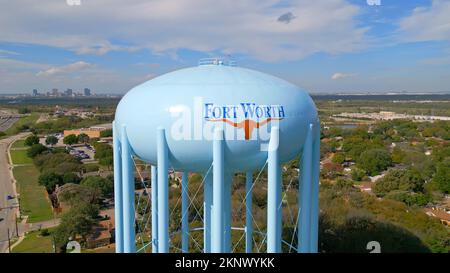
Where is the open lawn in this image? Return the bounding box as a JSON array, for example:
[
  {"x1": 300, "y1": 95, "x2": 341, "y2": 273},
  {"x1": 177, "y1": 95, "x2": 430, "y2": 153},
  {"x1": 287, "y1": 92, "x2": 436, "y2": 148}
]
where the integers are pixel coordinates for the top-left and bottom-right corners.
[
  {"x1": 11, "y1": 139, "x2": 26, "y2": 149},
  {"x1": 13, "y1": 165, "x2": 54, "y2": 223},
  {"x1": 10, "y1": 149, "x2": 33, "y2": 165},
  {"x1": 12, "y1": 229, "x2": 55, "y2": 253}
]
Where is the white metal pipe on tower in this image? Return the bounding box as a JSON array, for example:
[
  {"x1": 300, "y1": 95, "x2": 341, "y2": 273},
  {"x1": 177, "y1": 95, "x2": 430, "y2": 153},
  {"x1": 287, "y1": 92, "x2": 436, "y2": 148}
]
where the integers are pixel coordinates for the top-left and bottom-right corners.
[
  {"x1": 157, "y1": 127, "x2": 169, "y2": 253},
  {"x1": 299, "y1": 123, "x2": 314, "y2": 253},
  {"x1": 151, "y1": 165, "x2": 158, "y2": 253},
  {"x1": 211, "y1": 129, "x2": 224, "y2": 253},
  {"x1": 113, "y1": 121, "x2": 123, "y2": 253},
  {"x1": 121, "y1": 125, "x2": 135, "y2": 253},
  {"x1": 267, "y1": 127, "x2": 281, "y2": 253}
]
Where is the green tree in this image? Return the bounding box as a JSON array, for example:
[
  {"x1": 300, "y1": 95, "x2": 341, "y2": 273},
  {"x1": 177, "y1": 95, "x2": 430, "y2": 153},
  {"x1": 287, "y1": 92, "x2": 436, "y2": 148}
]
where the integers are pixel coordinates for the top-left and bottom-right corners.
[
  {"x1": 351, "y1": 168, "x2": 366, "y2": 182},
  {"x1": 33, "y1": 152, "x2": 81, "y2": 173},
  {"x1": 100, "y1": 129, "x2": 112, "y2": 138},
  {"x1": 81, "y1": 176, "x2": 114, "y2": 197},
  {"x1": 77, "y1": 133, "x2": 90, "y2": 143},
  {"x1": 94, "y1": 143, "x2": 113, "y2": 159},
  {"x1": 332, "y1": 153, "x2": 345, "y2": 164},
  {"x1": 99, "y1": 156, "x2": 113, "y2": 168},
  {"x1": 391, "y1": 147, "x2": 405, "y2": 164},
  {"x1": 62, "y1": 172, "x2": 81, "y2": 184},
  {"x1": 373, "y1": 169, "x2": 425, "y2": 198},
  {"x1": 385, "y1": 191, "x2": 430, "y2": 207},
  {"x1": 94, "y1": 142, "x2": 113, "y2": 168},
  {"x1": 24, "y1": 135, "x2": 39, "y2": 146},
  {"x1": 45, "y1": 135, "x2": 58, "y2": 146},
  {"x1": 38, "y1": 172, "x2": 63, "y2": 192},
  {"x1": 63, "y1": 134, "x2": 78, "y2": 145},
  {"x1": 433, "y1": 160, "x2": 450, "y2": 194},
  {"x1": 53, "y1": 203, "x2": 99, "y2": 252},
  {"x1": 26, "y1": 143, "x2": 47, "y2": 158},
  {"x1": 358, "y1": 149, "x2": 392, "y2": 176}
]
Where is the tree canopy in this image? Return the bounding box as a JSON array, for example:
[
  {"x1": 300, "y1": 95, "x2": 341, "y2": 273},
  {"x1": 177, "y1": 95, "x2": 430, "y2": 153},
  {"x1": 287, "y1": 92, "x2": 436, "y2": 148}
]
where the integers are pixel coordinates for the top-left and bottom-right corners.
[
  {"x1": 45, "y1": 135, "x2": 58, "y2": 146},
  {"x1": 357, "y1": 149, "x2": 392, "y2": 176},
  {"x1": 63, "y1": 134, "x2": 78, "y2": 145},
  {"x1": 24, "y1": 135, "x2": 39, "y2": 146}
]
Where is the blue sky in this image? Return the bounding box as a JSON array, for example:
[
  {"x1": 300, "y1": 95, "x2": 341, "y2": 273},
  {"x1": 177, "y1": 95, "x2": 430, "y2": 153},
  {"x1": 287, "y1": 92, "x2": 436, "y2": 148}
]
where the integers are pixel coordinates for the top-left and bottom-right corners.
[{"x1": 0, "y1": 0, "x2": 449, "y2": 94}]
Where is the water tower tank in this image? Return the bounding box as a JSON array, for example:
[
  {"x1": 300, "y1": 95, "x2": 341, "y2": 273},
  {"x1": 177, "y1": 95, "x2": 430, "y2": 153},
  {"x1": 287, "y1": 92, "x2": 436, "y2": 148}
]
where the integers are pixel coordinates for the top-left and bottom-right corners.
[
  {"x1": 114, "y1": 61, "x2": 318, "y2": 172},
  {"x1": 113, "y1": 59, "x2": 320, "y2": 254}
]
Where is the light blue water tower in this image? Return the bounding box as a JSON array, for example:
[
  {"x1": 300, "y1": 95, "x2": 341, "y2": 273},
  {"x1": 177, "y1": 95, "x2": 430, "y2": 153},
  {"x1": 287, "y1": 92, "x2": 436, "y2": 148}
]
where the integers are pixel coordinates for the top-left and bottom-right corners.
[{"x1": 113, "y1": 58, "x2": 320, "y2": 253}]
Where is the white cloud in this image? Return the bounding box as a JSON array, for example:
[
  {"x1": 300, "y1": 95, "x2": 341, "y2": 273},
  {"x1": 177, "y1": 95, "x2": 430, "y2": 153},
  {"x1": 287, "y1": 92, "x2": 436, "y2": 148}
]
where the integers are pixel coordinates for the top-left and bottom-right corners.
[
  {"x1": 0, "y1": 0, "x2": 368, "y2": 61},
  {"x1": 398, "y1": 0, "x2": 450, "y2": 42},
  {"x1": 0, "y1": 49, "x2": 20, "y2": 58},
  {"x1": 36, "y1": 61, "x2": 93, "y2": 76},
  {"x1": 331, "y1": 72, "x2": 356, "y2": 80},
  {"x1": 75, "y1": 43, "x2": 141, "y2": 56}
]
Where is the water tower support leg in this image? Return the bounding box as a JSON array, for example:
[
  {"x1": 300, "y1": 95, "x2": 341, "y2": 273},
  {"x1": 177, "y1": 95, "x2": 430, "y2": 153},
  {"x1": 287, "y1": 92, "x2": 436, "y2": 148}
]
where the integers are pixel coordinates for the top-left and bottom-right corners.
[
  {"x1": 121, "y1": 125, "x2": 136, "y2": 253},
  {"x1": 204, "y1": 172, "x2": 212, "y2": 253},
  {"x1": 224, "y1": 172, "x2": 232, "y2": 252},
  {"x1": 181, "y1": 171, "x2": 189, "y2": 253},
  {"x1": 245, "y1": 172, "x2": 253, "y2": 253},
  {"x1": 267, "y1": 127, "x2": 281, "y2": 253},
  {"x1": 113, "y1": 121, "x2": 123, "y2": 253},
  {"x1": 212, "y1": 129, "x2": 224, "y2": 253},
  {"x1": 309, "y1": 122, "x2": 320, "y2": 253},
  {"x1": 157, "y1": 128, "x2": 169, "y2": 253},
  {"x1": 298, "y1": 123, "x2": 313, "y2": 253},
  {"x1": 151, "y1": 165, "x2": 158, "y2": 253}
]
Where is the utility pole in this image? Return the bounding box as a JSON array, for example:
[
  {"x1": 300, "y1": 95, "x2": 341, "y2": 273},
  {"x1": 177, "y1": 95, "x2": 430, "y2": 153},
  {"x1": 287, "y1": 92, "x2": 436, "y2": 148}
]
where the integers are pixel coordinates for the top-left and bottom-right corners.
[
  {"x1": 17, "y1": 195, "x2": 21, "y2": 220},
  {"x1": 7, "y1": 228, "x2": 11, "y2": 253},
  {"x1": 15, "y1": 214, "x2": 19, "y2": 237}
]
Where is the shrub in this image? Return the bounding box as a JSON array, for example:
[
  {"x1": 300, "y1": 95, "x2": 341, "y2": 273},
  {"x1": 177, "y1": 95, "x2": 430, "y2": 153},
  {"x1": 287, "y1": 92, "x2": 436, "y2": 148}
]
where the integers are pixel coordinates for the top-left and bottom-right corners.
[
  {"x1": 40, "y1": 229, "x2": 50, "y2": 237},
  {"x1": 83, "y1": 164, "x2": 99, "y2": 173},
  {"x1": 351, "y1": 168, "x2": 366, "y2": 182}
]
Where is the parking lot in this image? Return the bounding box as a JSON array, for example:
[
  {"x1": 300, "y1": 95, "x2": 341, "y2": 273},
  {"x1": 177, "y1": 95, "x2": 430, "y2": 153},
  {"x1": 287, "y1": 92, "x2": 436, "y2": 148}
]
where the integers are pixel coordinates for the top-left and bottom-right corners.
[
  {"x1": 40, "y1": 133, "x2": 96, "y2": 162},
  {"x1": 67, "y1": 145, "x2": 96, "y2": 162}
]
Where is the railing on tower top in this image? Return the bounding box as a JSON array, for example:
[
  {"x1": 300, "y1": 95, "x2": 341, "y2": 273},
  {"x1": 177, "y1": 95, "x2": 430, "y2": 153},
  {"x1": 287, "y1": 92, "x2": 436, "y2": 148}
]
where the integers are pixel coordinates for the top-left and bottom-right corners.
[{"x1": 198, "y1": 58, "x2": 237, "y2": 66}]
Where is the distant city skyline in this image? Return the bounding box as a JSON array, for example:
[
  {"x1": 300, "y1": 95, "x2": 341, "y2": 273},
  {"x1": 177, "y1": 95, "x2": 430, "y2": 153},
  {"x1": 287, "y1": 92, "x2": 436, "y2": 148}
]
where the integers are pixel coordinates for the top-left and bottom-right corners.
[{"x1": 1, "y1": 0, "x2": 450, "y2": 94}]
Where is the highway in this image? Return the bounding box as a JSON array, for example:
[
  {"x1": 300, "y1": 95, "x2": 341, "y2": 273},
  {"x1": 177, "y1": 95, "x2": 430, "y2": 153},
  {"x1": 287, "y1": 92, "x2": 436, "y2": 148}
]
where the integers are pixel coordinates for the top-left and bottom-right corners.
[
  {"x1": 0, "y1": 116, "x2": 20, "y2": 132},
  {"x1": 0, "y1": 132, "x2": 29, "y2": 252}
]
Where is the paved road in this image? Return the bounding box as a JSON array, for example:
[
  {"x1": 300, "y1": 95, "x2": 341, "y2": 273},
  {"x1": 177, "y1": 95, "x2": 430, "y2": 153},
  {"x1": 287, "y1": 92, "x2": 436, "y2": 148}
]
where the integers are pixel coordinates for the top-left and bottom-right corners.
[
  {"x1": 0, "y1": 117, "x2": 19, "y2": 132},
  {"x1": 0, "y1": 132, "x2": 30, "y2": 252}
]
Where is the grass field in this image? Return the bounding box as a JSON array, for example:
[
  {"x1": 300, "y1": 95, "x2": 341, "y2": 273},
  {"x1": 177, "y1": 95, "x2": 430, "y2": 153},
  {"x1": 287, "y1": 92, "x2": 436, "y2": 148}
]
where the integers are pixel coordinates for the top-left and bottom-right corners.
[
  {"x1": 10, "y1": 149, "x2": 33, "y2": 165},
  {"x1": 11, "y1": 139, "x2": 26, "y2": 149},
  {"x1": 13, "y1": 165, "x2": 54, "y2": 223},
  {"x1": 12, "y1": 228, "x2": 55, "y2": 253}
]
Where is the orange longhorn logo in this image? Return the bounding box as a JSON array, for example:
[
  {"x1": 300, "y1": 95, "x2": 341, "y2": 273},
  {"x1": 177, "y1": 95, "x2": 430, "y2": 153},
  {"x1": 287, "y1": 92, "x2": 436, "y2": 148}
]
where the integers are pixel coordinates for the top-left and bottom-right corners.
[{"x1": 207, "y1": 118, "x2": 283, "y2": 140}]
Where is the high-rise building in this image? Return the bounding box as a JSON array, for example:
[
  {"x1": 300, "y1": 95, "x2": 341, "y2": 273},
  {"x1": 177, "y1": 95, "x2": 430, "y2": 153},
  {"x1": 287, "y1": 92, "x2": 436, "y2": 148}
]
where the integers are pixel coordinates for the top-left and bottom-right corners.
[
  {"x1": 65, "y1": 88, "x2": 73, "y2": 96},
  {"x1": 51, "y1": 88, "x2": 59, "y2": 96},
  {"x1": 32, "y1": 89, "x2": 38, "y2": 96},
  {"x1": 84, "y1": 88, "x2": 91, "y2": 96}
]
